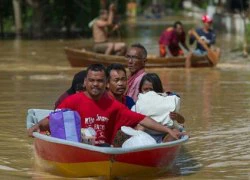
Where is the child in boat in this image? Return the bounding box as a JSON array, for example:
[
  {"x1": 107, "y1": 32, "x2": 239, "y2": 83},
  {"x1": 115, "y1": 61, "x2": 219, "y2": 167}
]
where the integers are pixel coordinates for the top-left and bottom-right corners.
[{"x1": 131, "y1": 73, "x2": 185, "y2": 143}]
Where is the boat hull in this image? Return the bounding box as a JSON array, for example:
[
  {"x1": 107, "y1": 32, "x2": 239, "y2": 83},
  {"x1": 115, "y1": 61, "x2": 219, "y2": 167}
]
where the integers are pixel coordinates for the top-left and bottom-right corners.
[
  {"x1": 64, "y1": 47, "x2": 219, "y2": 68},
  {"x1": 33, "y1": 132, "x2": 188, "y2": 178}
]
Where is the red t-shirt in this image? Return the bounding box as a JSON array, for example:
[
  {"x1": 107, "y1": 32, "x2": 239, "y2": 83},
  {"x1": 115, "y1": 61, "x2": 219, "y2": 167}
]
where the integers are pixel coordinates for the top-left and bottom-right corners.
[
  {"x1": 159, "y1": 27, "x2": 186, "y2": 56},
  {"x1": 54, "y1": 91, "x2": 69, "y2": 109},
  {"x1": 57, "y1": 92, "x2": 145, "y2": 145}
]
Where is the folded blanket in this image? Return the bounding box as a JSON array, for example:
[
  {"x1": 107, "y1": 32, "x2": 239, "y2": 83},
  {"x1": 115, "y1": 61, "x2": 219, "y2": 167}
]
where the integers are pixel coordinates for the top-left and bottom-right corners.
[{"x1": 132, "y1": 91, "x2": 180, "y2": 128}]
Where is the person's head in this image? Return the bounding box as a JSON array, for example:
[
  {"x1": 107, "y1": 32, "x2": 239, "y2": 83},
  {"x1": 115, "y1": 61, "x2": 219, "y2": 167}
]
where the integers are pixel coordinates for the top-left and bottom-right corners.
[
  {"x1": 173, "y1": 21, "x2": 184, "y2": 35},
  {"x1": 100, "y1": 9, "x2": 108, "y2": 20},
  {"x1": 67, "y1": 70, "x2": 86, "y2": 95},
  {"x1": 125, "y1": 43, "x2": 147, "y2": 75},
  {"x1": 84, "y1": 64, "x2": 107, "y2": 100},
  {"x1": 202, "y1": 15, "x2": 213, "y2": 30},
  {"x1": 139, "y1": 73, "x2": 164, "y2": 93},
  {"x1": 106, "y1": 63, "x2": 127, "y2": 97}
]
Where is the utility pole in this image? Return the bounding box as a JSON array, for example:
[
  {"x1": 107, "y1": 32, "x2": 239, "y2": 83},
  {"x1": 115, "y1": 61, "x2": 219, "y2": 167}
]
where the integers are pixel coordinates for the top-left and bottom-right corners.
[
  {"x1": 240, "y1": 0, "x2": 248, "y2": 57},
  {"x1": 12, "y1": 0, "x2": 23, "y2": 38},
  {"x1": 0, "y1": 0, "x2": 4, "y2": 39}
]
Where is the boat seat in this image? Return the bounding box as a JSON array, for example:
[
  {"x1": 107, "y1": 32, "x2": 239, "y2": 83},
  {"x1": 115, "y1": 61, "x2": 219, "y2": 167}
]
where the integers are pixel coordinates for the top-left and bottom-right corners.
[{"x1": 26, "y1": 109, "x2": 53, "y2": 129}]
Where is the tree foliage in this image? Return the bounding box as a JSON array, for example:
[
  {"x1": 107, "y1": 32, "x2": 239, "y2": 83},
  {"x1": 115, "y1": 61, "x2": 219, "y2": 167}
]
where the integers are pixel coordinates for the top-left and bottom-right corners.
[{"x1": 0, "y1": 0, "x2": 126, "y2": 39}]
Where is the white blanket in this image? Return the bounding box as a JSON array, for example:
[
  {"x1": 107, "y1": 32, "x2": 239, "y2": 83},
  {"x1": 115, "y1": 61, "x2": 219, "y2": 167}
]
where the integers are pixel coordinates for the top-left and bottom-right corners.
[{"x1": 132, "y1": 91, "x2": 180, "y2": 127}]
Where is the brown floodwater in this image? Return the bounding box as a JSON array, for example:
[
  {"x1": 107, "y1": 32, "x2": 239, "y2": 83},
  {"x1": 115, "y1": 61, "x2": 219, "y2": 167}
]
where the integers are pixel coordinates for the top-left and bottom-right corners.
[{"x1": 0, "y1": 20, "x2": 250, "y2": 179}]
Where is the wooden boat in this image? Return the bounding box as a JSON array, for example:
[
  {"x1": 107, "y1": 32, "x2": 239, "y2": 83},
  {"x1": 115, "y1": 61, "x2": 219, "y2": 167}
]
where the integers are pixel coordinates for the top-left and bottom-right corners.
[
  {"x1": 64, "y1": 46, "x2": 220, "y2": 68},
  {"x1": 33, "y1": 132, "x2": 189, "y2": 178}
]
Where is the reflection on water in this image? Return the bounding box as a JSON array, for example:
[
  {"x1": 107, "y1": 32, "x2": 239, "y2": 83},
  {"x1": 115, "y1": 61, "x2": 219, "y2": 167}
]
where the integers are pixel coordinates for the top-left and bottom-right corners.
[{"x1": 0, "y1": 18, "x2": 250, "y2": 179}]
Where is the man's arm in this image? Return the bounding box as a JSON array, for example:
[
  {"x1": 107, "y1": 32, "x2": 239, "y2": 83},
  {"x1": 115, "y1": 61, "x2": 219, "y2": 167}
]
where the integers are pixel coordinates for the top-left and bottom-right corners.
[
  {"x1": 178, "y1": 42, "x2": 189, "y2": 55},
  {"x1": 117, "y1": 104, "x2": 186, "y2": 140},
  {"x1": 107, "y1": 4, "x2": 115, "y2": 26},
  {"x1": 27, "y1": 96, "x2": 76, "y2": 138},
  {"x1": 28, "y1": 94, "x2": 78, "y2": 137},
  {"x1": 139, "y1": 117, "x2": 184, "y2": 140},
  {"x1": 27, "y1": 117, "x2": 49, "y2": 137},
  {"x1": 166, "y1": 46, "x2": 173, "y2": 57},
  {"x1": 97, "y1": 4, "x2": 115, "y2": 28}
]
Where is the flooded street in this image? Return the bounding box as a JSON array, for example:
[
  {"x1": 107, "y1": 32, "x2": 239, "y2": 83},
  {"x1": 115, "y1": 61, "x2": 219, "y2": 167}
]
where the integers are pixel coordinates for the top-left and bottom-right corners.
[{"x1": 0, "y1": 21, "x2": 250, "y2": 179}]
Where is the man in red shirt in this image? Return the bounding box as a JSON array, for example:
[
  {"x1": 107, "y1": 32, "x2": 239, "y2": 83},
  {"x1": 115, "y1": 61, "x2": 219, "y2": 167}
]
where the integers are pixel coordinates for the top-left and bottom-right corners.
[
  {"x1": 159, "y1": 21, "x2": 188, "y2": 57},
  {"x1": 27, "y1": 64, "x2": 184, "y2": 146}
]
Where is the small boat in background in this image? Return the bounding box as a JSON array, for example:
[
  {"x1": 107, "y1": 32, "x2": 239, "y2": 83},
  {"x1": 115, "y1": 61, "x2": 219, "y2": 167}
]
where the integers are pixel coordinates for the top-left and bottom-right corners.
[
  {"x1": 33, "y1": 132, "x2": 189, "y2": 178},
  {"x1": 64, "y1": 47, "x2": 220, "y2": 68}
]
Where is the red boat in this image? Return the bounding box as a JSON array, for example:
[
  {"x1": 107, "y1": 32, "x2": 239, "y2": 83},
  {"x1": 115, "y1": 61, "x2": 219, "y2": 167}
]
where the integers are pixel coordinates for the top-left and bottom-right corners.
[{"x1": 33, "y1": 132, "x2": 189, "y2": 178}]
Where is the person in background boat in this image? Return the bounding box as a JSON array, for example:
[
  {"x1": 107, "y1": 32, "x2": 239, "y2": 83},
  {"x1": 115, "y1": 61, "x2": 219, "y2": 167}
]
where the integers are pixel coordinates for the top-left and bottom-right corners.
[
  {"x1": 27, "y1": 64, "x2": 185, "y2": 146},
  {"x1": 188, "y1": 14, "x2": 216, "y2": 56},
  {"x1": 133, "y1": 73, "x2": 185, "y2": 142},
  {"x1": 125, "y1": 43, "x2": 147, "y2": 102},
  {"x1": 106, "y1": 63, "x2": 135, "y2": 109},
  {"x1": 92, "y1": 3, "x2": 127, "y2": 56},
  {"x1": 54, "y1": 70, "x2": 86, "y2": 109},
  {"x1": 185, "y1": 15, "x2": 216, "y2": 68},
  {"x1": 159, "y1": 21, "x2": 188, "y2": 57}
]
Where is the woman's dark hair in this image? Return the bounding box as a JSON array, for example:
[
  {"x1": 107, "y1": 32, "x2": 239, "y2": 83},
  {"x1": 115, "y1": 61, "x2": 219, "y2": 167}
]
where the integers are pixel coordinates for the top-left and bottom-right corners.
[
  {"x1": 173, "y1": 21, "x2": 182, "y2": 28},
  {"x1": 139, "y1": 73, "x2": 164, "y2": 93},
  {"x1": 67, "y1": 70, "x2": 86, "y2": 95}
]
